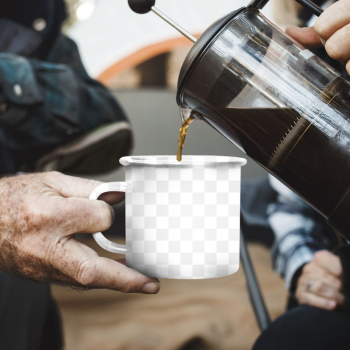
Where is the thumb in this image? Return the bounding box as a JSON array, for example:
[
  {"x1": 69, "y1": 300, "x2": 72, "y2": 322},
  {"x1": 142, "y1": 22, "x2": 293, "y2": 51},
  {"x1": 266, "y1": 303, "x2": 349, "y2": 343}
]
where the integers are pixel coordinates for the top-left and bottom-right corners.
[
  {"x1": 56, "y1": 239, "x2": 161, "y2": 294},
  {"x1": 286, "y1": 26, "x2": 323, "y2": 48},
  {"x1": 90, "y1": 257, "x2": 161, "y2": 294}
]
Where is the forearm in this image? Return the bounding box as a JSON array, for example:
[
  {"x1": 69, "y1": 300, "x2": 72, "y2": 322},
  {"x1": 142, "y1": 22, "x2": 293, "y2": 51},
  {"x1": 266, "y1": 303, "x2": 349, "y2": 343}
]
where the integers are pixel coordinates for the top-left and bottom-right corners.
[
  {"x1": 268, "y1": 176, "x2": 336, "y2": 291},
  {"x1": 275, "y1": 244, "x2": 315, "y2": 292},
  {"x1": 270, "y1": 210, "x2": 319, "y2": 291},
  {"x1": 0, "y1": 50, "x2": 128, "y2": 167},
  {"x1": 45, "y1": 34, "x2": 128, "y2": 131}
]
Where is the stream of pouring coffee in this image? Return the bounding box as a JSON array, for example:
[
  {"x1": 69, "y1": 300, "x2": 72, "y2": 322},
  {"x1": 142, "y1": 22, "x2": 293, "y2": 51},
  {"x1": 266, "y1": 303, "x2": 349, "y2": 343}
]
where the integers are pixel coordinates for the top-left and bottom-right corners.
[{"x1": 177, "y1": 116, "x2": 196, "y2": 161}]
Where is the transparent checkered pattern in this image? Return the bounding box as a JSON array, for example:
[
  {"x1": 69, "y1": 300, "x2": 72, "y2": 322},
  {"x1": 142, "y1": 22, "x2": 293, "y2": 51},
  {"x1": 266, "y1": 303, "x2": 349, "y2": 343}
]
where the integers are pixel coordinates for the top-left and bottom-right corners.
[{"x1": 121, "y1": 156, "x2": 245, "y2": 279}]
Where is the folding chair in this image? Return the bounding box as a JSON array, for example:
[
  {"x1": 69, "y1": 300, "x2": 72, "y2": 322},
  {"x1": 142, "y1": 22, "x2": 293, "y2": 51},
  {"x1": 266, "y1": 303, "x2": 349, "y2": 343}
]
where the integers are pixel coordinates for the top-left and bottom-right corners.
[{"x1": 240, "y1": 177, "x2": 277, "y2": 332}]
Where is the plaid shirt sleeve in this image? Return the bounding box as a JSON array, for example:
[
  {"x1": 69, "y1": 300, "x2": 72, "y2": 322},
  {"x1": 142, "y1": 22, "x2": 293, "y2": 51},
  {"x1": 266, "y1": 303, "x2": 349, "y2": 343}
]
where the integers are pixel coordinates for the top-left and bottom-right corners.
[{"x1": 268, "y1": 176, "x2": 338, "y2": 293}]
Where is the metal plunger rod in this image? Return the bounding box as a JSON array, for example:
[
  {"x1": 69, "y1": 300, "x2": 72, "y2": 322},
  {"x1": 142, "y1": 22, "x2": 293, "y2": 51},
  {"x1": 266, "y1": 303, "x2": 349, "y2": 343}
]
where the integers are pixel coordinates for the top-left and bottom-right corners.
[
  {"x1": 240, "y1": 219, "x2": 271, "y2": 331},
  {"x1": 129, "y1": 0, "x2": 324, "y2": 45},
  {"x1": 151, "y1": 7, "x2": 197, "y2": 43},
  {"x1": 128, "y1": 0, "x2": 197, "y2": 43}
]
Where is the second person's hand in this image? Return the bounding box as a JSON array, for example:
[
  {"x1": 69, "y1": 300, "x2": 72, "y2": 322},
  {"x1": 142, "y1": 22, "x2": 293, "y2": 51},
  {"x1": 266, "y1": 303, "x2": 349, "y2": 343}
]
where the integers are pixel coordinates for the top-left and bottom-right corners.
[{"x1": 295, "y1": 250, "x2": 345, "y2": 310}]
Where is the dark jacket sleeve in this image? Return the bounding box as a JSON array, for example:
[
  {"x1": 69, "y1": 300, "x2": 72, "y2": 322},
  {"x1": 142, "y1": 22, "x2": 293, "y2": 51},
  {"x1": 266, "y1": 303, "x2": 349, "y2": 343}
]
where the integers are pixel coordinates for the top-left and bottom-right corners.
[{"x1": 0, "y1": 35, "x2": 129, "y2": 164}]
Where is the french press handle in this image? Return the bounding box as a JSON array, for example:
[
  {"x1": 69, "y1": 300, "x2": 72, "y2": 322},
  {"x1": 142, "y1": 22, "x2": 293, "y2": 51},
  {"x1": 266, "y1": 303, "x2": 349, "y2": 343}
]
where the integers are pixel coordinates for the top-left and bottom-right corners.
[
  {"x1": 129, "y1": 0, "x2": 324, "y2": 18},
  {"x1": 248, "y1": 0, "x2": 324, "y2": 16},
  {"x1": 128, "y1": 0, "x2": 325, "y2": 44},
  {"x1": 294, "y1": 0, "x2": 323, "y2": 16}
]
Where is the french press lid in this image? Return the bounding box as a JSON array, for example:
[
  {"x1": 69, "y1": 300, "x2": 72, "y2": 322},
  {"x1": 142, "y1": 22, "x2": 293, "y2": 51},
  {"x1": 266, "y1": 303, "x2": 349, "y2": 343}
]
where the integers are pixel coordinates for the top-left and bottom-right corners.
[
  {"x1": 175, "y1": 0, "x2": 324, "y2": 107},
  {"x1": 176, "y1": 7, "x2": 246, "y2": 106},
  {"x1": 128, "y1": 0, "x2": 324, "y2": 107}
]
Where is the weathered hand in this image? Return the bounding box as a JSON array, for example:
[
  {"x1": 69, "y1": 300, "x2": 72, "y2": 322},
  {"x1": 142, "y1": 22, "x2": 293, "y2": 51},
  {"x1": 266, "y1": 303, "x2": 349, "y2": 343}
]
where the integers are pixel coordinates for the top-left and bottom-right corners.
[
  {"x1": 286, "y1": 0, "x2": 350, "y2": 74},
  {"x1": 295, "y1": 250, "x2": 344, "y2": 310},
  {"x1": 0, "y1": 172, "x2": 160, "y2": 294}
]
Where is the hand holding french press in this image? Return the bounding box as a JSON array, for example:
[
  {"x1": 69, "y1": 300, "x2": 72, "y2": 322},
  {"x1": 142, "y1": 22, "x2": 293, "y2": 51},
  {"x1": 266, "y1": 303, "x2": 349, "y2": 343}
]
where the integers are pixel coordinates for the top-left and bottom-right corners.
[{"x1": 287, "y1": 0, "x2": 350, "y2": 74}]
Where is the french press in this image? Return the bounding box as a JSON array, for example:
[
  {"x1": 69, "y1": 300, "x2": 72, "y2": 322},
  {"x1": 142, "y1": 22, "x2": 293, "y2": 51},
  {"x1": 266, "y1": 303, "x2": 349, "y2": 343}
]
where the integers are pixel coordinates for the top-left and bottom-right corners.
[{"x1": 129, "y1": 0, "x2": 350, "y2": 240}]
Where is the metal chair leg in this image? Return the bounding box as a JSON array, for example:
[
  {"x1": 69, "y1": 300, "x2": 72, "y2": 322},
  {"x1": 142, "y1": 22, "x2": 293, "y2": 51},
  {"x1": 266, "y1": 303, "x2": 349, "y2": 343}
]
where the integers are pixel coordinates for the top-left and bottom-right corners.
[{"x1": 240, "y1": 215, "x2": 271, "y2": 332}]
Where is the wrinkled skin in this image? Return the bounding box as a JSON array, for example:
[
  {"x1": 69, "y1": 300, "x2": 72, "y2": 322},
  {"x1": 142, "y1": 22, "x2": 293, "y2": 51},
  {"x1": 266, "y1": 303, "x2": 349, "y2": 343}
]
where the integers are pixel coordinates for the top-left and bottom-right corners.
[
  {"x1": 0, "y1": 172, "x2": 160, "y2": 294},
  {"x1": 287, "y1": 0, "x2": 350, "y2": 74},
  {"x1": 295, "y1": 251, "x2": 345, "y2": 310}
]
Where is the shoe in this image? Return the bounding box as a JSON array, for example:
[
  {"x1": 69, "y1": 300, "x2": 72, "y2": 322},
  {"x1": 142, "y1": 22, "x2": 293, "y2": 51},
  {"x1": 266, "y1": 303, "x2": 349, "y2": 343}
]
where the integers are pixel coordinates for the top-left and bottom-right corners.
[{"x1": 35, "y1": 121, "x2": 133, "y2": 174}]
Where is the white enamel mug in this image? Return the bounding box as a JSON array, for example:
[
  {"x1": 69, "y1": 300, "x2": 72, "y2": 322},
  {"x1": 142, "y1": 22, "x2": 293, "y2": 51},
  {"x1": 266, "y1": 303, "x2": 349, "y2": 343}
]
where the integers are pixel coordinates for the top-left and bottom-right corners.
[{"x1": 90, "y1": 156, "x2": 247, "y2": 279}]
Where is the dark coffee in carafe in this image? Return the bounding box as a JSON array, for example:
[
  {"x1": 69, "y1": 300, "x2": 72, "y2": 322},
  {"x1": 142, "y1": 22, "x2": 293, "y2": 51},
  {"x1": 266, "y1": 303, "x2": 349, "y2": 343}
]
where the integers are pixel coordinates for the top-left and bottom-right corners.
[
  {"x1": 218, "y1": 107, "x2": 350, "y2": 218},
  {"x1": 214, "y1": 77, "x2": 350, "y2": 220},
  {"x1": 177, "y1": 8, "x2": 350, "y2": 238}
]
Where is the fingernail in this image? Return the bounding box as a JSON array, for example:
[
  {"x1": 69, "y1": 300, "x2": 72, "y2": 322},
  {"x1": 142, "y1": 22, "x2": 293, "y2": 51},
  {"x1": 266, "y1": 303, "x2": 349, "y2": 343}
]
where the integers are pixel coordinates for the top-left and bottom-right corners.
[
  {"x1": 109, "y1": 205, "x2": 115, "y2": 225},
  {"x1": 142, "y1": 282, "x2": 160, "y2": 294},
  {"x1": 327, "y1": 300, "x2": 336, "y2": 309}
]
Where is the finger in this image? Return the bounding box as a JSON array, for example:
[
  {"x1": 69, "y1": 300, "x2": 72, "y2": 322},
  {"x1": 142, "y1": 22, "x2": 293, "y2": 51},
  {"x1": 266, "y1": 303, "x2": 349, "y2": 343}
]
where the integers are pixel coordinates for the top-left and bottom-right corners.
[
  {"x1": 314, "y1": 0, "x2": 350, "y2": 41},
  {"x1": 88, "y1": 257, "x2": 160, "y2": 293},
  {"x1": 44, "y1": 172, "x2": 124, "y2": 204},
  {"x1": 56, "y1": 197, "x2": 114, "y2": 234},
  {"x1": 99, "y1": 192, "x2": 125, "y2": 205},
  {"x1": 53, "y1": 239, "x2": 160, "y2": 294},
  {"x1": 313, "y1": 251, "x2": 342, "y2": 277},
  {"x1": 301, "y1": 265, "x2": 342, "y2": 290},
  {"x1": 297, "y1": 290, "x2": 337, "y2": 310},
  {"x1": 324, "y1": 23, "x2": 350, "y2": 63},
  {"x1": 346, "y1": 60, "x2": 350, "y2": 75},
  {"x1": 286, "y1": 26, "x2": 322, "y2": 48},
  {"x1": 307, "y1": 279, "x2": 345, "y2": 304}
]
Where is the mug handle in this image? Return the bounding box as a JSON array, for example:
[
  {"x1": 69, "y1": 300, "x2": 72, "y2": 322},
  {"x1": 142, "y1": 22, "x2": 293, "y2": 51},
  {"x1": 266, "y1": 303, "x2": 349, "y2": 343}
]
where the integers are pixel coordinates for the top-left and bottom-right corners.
[{"x1": 89, "y1": 182, "x2": 128, "y2": 254}]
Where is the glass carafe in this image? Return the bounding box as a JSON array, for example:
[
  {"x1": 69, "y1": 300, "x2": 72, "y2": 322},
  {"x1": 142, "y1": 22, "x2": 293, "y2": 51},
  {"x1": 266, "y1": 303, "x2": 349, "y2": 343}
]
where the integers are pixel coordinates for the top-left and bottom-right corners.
[{"x1": 177, "y1": 8, "x2": 350, "y2": 238}]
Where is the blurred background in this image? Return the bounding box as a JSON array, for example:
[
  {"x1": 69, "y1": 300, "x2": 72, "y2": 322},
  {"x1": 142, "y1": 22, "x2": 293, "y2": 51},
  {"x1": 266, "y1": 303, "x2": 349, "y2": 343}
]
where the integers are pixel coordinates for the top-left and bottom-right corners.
[
  {"x1": 52, "y1": 1, "x2": 289, "y2": 349},
  {"x1": 66, "y1": 0, "x2": 276, "y2": 182}
]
